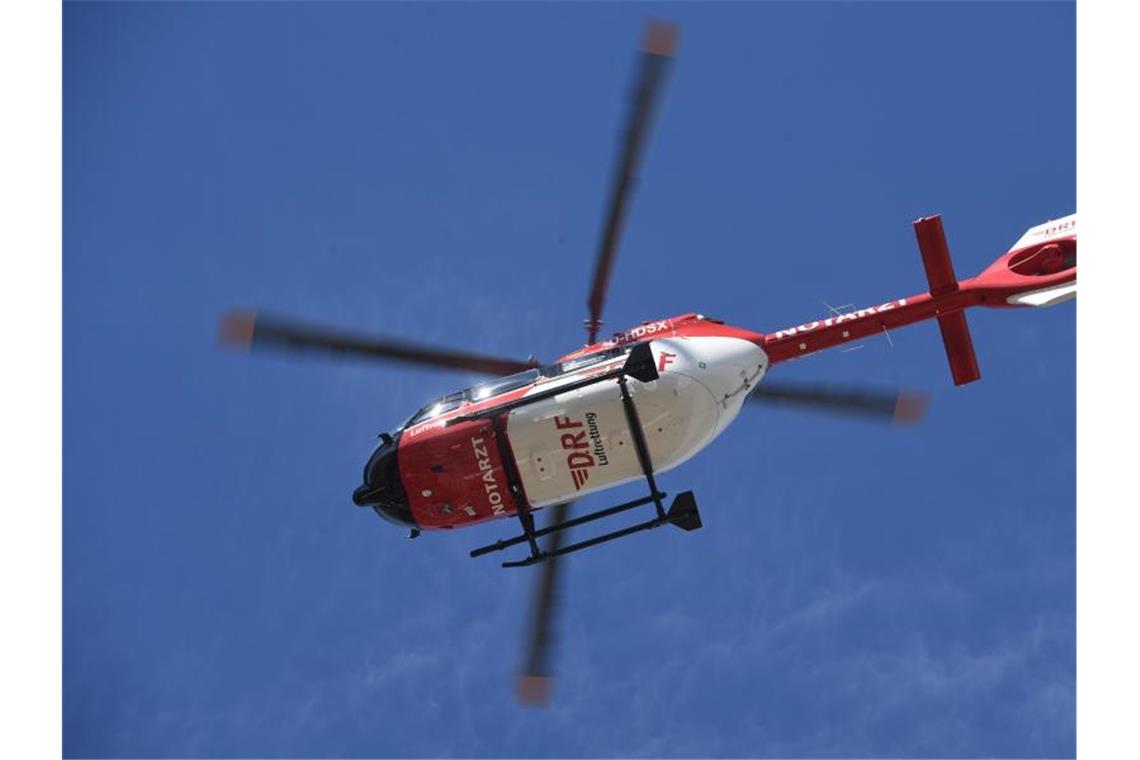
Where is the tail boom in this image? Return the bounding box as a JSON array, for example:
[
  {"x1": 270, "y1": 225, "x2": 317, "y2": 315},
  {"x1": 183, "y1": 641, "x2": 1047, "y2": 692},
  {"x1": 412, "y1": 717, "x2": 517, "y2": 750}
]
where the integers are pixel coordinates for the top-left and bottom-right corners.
[{"x1": 761, "y1": 214, "x2": 1076, "y2": 386}]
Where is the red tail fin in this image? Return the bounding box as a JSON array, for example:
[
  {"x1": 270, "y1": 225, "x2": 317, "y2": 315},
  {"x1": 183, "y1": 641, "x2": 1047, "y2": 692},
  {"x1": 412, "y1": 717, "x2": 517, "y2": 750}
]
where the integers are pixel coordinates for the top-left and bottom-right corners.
[{"x1": 914, "y1": 216, "x2": 981, "y2": 386}]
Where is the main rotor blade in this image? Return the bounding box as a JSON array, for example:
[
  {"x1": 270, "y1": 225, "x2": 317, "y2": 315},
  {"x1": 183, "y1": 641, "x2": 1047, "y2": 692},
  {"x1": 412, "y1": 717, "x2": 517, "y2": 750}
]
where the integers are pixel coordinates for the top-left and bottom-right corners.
[
  {"x1": 219, "y1": 310, "x2": 538, "y2": 376},
  {"x1": 585, "y1": 21, "x2": 678, "y2": 345},
  {"x1": 517, "y1": 500, "x2": 573, "y2": 706},
  {"x1": 749, "y1": 381, "x2": 929, "y2": 424}
]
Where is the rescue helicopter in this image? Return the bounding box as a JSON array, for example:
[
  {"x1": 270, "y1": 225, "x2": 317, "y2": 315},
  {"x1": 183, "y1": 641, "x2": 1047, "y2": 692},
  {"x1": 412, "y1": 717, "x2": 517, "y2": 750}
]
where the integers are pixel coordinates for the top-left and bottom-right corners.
[{"x1": 219, "y1": 21, "x2": 1076, "y2": 704}]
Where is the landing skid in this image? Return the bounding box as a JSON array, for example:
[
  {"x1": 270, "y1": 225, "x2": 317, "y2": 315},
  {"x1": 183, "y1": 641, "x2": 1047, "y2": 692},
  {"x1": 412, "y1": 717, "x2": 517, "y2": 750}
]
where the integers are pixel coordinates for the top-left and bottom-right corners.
[{"x1": 471, "y1": 490, "x2": 702, "y2": 568}]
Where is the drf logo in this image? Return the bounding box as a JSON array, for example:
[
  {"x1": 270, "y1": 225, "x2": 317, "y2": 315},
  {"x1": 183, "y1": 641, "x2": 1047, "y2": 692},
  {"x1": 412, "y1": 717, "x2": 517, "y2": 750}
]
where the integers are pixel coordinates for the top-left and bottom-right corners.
[
  {"x1": 554, "y1": 414, "x2": 595, "y2": 490},
  {"x1": 1034, "y1": 218, "x2": 1076, "y2": 239},
  {"x1": 657, "y1": 351, "x2": 676, "y2": 372}
]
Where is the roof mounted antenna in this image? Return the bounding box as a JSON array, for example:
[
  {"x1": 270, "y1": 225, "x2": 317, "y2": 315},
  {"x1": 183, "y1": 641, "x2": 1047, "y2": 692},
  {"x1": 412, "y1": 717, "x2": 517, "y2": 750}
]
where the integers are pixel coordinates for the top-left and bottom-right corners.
[{"x1": 820, "y1": 299, "x2": 866, "y2": 353}]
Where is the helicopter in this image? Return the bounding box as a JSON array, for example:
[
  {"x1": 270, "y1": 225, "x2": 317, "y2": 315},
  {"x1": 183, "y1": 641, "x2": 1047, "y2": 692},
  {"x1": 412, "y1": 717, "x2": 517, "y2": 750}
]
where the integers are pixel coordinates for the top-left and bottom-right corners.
[{"x1": 219, "y1": 20, "x2": 1076, "y2": 704}]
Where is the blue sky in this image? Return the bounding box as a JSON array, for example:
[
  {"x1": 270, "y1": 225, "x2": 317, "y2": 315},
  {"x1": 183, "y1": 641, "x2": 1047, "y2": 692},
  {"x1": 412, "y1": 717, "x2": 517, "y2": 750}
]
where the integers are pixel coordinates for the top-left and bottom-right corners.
[{"x1": 64, "y1": 2, "x2": 1074, "y2": 757}]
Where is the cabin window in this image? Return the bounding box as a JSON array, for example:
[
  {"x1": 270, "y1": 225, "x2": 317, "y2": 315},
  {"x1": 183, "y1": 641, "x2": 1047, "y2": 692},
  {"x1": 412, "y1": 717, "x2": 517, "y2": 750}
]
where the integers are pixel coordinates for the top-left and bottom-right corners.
[
  {"x1": 398, "y1": 345, "x2": 632, "y2": 430},
  {"x1": 547, "y1": 346, "x2": 628, "y2": 376},
  {"x1": 468, "y1": 369, "x2": 541, "y2": 402},
  {"x1": 403, "y1": 391, "x2": 466, "y2": 427}
]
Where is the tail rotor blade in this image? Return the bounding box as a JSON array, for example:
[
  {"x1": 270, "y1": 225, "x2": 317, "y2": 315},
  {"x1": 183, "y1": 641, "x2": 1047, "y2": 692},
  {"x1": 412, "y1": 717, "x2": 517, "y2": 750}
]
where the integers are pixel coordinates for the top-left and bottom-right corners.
[
  {"x1": 517, "y1": 501, "x2": 572, "y2": 706},
  {"x1": 749, "y1": 381, "x2": 929, "y2": 424},
  {"x1": 219, "y1": 309, "x2": 538, "y2": 376}
]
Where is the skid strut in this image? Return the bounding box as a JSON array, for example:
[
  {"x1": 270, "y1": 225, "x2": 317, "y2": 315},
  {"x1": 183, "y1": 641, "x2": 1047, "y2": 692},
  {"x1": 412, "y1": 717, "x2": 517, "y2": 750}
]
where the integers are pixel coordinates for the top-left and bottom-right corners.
[{"x1": 468, "y1": 344, "x2": 702, "y2": 568}]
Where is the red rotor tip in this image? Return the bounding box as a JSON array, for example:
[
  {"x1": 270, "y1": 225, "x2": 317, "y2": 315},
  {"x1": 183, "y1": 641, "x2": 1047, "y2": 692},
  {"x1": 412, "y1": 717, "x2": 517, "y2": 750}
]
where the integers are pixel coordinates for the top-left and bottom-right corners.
[
  {"x1": 643, "y1": 21, "x2": 678, "y2": 57},
  {"x1": 892, "y1": 392, "x2": 929, "y2": 424},
  {"x1": 219, "y1": 310, "x2": 256, "y2": 349},
  {"x1": 517, "y1": 675, "x2": 552, "y2": 706}
]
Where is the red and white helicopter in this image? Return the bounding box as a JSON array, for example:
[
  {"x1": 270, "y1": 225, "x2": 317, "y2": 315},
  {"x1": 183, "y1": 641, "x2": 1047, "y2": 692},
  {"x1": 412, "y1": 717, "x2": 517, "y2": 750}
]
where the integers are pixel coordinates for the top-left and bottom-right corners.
[{"x1": 220, "y1": 21, "x2": 1075, "y2": 704}]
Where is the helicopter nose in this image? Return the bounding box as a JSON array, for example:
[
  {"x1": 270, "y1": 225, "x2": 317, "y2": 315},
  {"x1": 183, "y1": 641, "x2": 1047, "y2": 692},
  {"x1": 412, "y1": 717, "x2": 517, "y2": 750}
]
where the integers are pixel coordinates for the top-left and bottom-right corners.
[{"x1": 354, "y1": 434, "x2": 417, "y2": 528}]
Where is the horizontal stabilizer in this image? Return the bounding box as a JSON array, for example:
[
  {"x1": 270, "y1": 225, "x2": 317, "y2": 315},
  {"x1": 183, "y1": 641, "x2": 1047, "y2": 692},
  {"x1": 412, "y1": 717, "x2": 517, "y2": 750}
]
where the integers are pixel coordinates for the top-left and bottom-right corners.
[
  {"x1": 914, "y1": 215, "x2": 981, "y2": 386},
  {"x1": 914, "y1": 215, "x2": 960, "y2": 296},
  {"x1": 937, "y1": 312, "x2": 981, "y2": 386}
]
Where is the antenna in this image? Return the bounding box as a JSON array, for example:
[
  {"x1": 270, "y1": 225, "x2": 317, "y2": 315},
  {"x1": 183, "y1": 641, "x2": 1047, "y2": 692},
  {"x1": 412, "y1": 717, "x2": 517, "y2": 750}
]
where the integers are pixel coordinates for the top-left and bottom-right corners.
[{"x1": 819, "y1": 299, "x2": 867, "y2": 353}]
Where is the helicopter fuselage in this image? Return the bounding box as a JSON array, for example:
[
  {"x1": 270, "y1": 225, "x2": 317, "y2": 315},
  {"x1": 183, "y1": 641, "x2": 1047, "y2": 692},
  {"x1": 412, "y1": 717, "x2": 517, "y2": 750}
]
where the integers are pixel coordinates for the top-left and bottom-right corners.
[
  {"x1": 354, "y1": 213, "x2": 1076, "y2": 533},
  {"x1": 360, "y1": 316, "x2": 767, "y2": 530}
]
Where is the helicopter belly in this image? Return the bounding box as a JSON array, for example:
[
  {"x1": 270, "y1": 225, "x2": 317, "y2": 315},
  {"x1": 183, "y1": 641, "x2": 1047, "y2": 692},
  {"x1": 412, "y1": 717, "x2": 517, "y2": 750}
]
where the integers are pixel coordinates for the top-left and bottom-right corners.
[
  {"x1": 508, "y1": 336, "x2": 766, "y2": 507},
  {"x1": 398, "y1": 417, "x2": 524, "y2": 531}
]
